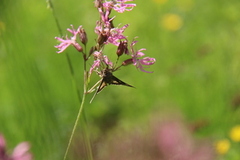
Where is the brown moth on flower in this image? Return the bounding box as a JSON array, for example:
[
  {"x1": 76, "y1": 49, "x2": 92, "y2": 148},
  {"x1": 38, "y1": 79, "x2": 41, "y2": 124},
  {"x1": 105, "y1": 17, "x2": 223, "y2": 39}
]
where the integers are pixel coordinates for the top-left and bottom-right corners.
[
  {"x1": 89, "y1": 66, "x2": 134, "y2": 103},
  {"x1": 97, "y1": 68, "x2": 134, "y2": 93}
]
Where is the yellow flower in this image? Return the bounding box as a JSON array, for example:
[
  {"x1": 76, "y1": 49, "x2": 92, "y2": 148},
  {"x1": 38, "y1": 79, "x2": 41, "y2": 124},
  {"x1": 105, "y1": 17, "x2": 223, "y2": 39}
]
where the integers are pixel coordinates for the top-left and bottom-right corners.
[
  {"x1": 229, "y1": 125, "x2": 240, "y2": 142},
  {"x1": 161, "y1": 14, "x2": 183, "y2": 31},
  {"x1": 215, "y1": 139, "x2": 230, "y2": 155}
]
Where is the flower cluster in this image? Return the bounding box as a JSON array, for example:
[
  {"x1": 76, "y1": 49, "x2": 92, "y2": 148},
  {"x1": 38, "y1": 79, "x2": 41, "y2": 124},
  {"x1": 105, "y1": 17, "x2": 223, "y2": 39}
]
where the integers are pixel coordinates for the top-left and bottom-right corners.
[
  {"x1": 54, "y1": 0, "x2": 156, "y2": 93},
  {"x1": 0, "y1": 134, "x2": 32, "y2": 160}
]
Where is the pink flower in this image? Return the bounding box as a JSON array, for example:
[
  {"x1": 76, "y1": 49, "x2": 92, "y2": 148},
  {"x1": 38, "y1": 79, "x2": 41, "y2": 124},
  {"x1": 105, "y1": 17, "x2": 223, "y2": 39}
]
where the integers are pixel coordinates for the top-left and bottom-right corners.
[
  {"x1": 0, "y1": 135, "x2": 7, "y2": 160},
  {"x1": 55, "y1": 25, "x2": 83, "y2": 53},
  {"x1": 11, "y1": 142, "x2": 32, "y2": 160},
  {"x1": 95, "y1": 22, "x2": 128, "y2": 46},
  {"x1": 97, "y1": 7, "x2": 113, "y2": 27},
  {"x1": 103, "y1": 55, "x2": 114, "y2": 67},
  {"x1": 90, "y1": 59, "x2": 101, "y2": 76},
  {"x1": 103, "y1": 0, "x2": 136, "y2": 13},
  {"x1": 89, "y1": 51, "x2": 114, "y2": 76},
  {"x1": 129, "y1": 40, "x2": 156, "y2": 73},
  {"x1": 155, "y1": 119, "x2": 215, "y2": 160},
  {"x1": 106, "y1": 24, "x2": 129, "y2": 46},
  {"x1": 95, "y1": 115, "x2": 215, "y2": 160},
  {"x1": 135, "y1": 57, "x2": 156, "y2": 73},
  {"x1": 0, "y1": 134, "x2": 32, "y2": 160}
]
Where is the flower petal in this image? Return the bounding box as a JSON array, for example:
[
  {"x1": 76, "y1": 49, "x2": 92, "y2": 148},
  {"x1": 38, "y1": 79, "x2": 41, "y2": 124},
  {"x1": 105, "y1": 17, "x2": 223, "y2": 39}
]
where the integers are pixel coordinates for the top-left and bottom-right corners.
[
  {"x1": 140, "y1": 57, "x2": 156, "y2": 65},
  {"x1": 89, "y1": 59, "x2": 101, "y2": 75},
  {"x1": 12, "y1": 142, "x2": 32, "y2": 160}
]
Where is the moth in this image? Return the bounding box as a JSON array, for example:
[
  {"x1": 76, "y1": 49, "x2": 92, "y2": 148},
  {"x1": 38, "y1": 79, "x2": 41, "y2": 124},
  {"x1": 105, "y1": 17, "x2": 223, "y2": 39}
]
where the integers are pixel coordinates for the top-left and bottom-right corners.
[{"x1": 90, "y1": 68, "x2": 134, "y2": 103}]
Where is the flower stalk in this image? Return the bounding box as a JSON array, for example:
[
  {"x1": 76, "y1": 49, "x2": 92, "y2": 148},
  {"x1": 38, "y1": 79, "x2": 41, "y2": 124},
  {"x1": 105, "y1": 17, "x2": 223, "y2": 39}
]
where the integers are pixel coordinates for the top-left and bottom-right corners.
[{"x1": 52, "y1": 0, "x2": 156, "y2": 159}]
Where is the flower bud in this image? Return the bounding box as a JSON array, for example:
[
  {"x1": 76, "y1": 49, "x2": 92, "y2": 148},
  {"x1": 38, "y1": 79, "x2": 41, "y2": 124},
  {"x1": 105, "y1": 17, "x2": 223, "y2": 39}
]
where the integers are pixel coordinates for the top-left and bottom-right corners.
[
  {"x1": 73, "y1": 42, "x2": 83, "y2": 52},
  {"x1": 79, "y1": 27, "x2": 88, "y2": 45},
  {"x1": 97, "y1": 34, "x2": 108, "y2": 47},
  {"x1": 94, "y1": 0, "x2": 103, "y2": 8},
  {"x1": 122, "y1": 58, "x2": 133, "y2": 66},
  {"x1": 116, "y1": 41, "x2": 128, "y2": 57}
]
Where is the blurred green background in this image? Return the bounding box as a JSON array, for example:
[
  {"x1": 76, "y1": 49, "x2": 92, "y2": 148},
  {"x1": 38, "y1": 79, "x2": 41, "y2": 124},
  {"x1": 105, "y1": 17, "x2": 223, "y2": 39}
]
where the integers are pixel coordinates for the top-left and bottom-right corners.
[{"x1": 1, "y1": 0, "x2": 240, "y2": 159}]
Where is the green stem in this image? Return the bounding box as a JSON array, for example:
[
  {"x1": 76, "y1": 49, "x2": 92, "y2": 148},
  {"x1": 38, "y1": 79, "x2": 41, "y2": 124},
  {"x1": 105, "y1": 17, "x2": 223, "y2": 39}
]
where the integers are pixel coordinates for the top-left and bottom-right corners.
[
  {"x1": 63, "y1": 88, "x2": 86, "y2": 160},
  {"x1": 82, "y1": 69, "x2": 94, "y2": 160},
  {"x1": 63, "y1": 60, "x2": 93, "y2": 160},
  {"x1": 47, "y1": 1, "x2": 93, "y2": 159}
]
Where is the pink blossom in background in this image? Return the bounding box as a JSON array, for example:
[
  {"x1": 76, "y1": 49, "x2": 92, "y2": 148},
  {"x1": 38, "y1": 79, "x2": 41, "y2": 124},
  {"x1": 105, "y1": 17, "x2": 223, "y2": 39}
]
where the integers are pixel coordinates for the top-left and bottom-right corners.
[
  {"x1": 11, "y1": 142, "x2": 32, "y2": 160},
  {"x1": 154, "y1": 119, "x2": 215, "y2": 160},
  {"x1": 95, "y1": 115, "x2": 216, "y2": 160},
  {"x1": 0, "y1": 134, "x2": 32, "y2": 160}
]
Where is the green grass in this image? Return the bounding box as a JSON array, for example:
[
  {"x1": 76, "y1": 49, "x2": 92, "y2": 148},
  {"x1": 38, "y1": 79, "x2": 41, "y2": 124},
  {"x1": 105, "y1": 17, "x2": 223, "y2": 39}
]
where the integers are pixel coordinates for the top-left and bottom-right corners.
[{"x1": 1, "y1": 0, "x2": 240, "y2": 159}]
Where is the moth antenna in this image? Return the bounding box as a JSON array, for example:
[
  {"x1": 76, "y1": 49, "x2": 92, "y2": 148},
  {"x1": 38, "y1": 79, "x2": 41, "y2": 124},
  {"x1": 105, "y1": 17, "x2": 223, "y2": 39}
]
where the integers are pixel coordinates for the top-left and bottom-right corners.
[
  {"x1": 90, "y1": 78, "x2": 104, "y2": 103},
  {"x1": 90, "y1": 90, "x2": 98, "y2": 103}
]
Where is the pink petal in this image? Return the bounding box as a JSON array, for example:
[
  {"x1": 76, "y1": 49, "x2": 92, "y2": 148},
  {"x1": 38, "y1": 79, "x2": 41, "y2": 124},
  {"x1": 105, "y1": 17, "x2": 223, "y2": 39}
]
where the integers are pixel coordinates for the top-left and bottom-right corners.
[
  {"x1": 12, "y1": 142, "x2": 32, "y2": 160},
  {"x1": 0, "y1": 134, "x2": 6, "y2": 149},
  {"x1": 89, "y1": 60, "x2": 100, "y2": 75},
  {"x1": 140, "y1": 57, "x2": 156, "y2": 65}
]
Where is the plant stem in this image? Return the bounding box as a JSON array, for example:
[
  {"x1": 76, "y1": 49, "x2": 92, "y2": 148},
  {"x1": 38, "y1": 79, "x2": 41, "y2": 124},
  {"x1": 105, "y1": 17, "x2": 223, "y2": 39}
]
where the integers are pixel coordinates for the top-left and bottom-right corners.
[
  {"x1": 63, "y1": 90, "x2": 86, "y2": 160},
  {"x1": 82, "y1": 69, "x2": 94, "y2": 160},
  {"x1": 48, "y1": 1, "x2": 93, "y2": 159},
  {"x1": 63, "y1": 58, "x2": 93, "y2": 160}
]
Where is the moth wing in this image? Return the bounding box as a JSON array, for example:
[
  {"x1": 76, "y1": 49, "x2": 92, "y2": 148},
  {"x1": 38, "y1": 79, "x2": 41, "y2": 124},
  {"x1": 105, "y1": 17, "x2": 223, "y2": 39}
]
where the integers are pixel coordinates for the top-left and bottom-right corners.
[{"x1": 111, "y1": 75, "x2": 134, "y2": 88}]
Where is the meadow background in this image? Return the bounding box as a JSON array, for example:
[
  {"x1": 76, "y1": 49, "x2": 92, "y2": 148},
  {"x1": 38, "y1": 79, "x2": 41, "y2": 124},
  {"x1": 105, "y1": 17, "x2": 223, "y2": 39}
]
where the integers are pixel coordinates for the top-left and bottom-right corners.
[{"x1": 1, "y1": 0, "x2": 240, "y2": 159}]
